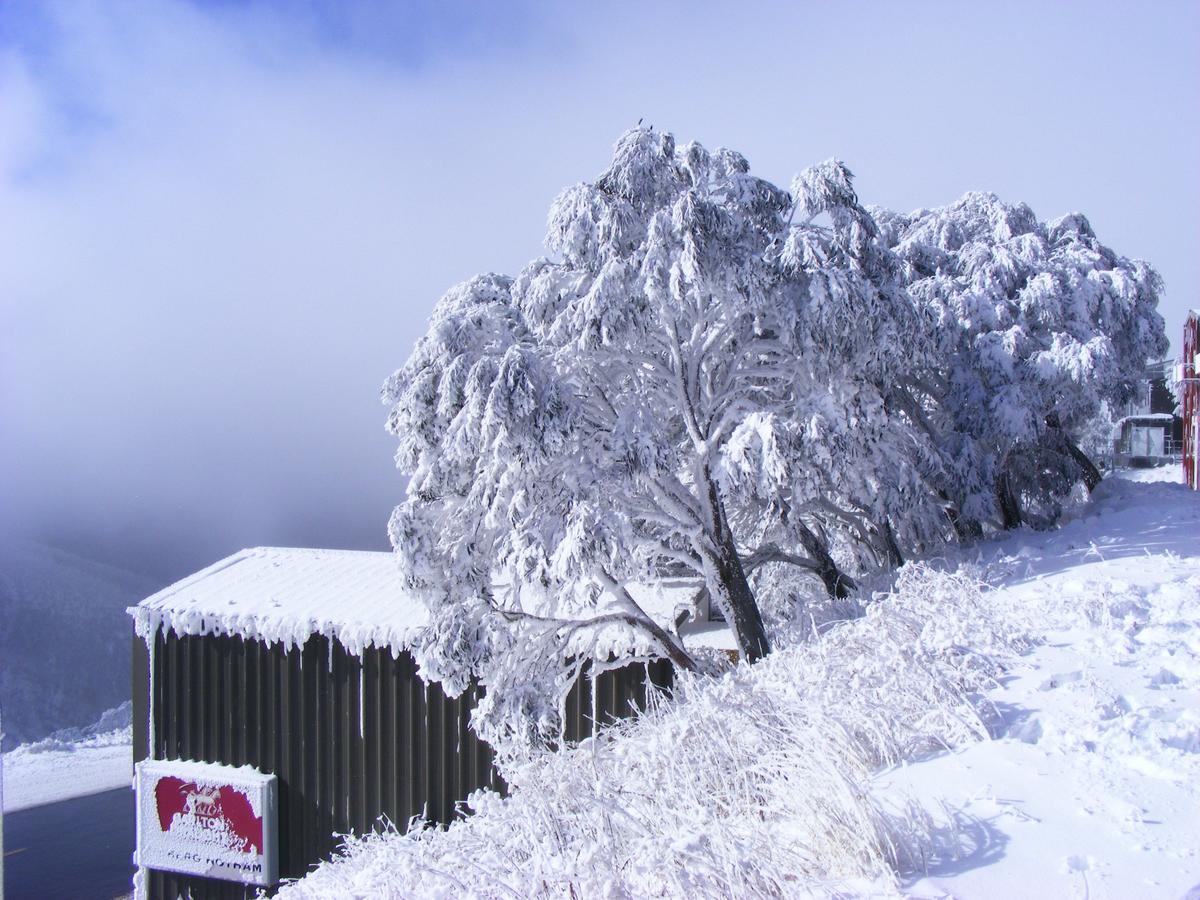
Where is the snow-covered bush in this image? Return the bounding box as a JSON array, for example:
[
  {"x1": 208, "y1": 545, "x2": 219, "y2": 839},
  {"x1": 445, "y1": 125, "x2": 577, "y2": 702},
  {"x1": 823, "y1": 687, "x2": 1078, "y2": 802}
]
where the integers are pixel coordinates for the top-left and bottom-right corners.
[{"x1": 279, "y1": 565, "x2": 1029, "y2": 899}]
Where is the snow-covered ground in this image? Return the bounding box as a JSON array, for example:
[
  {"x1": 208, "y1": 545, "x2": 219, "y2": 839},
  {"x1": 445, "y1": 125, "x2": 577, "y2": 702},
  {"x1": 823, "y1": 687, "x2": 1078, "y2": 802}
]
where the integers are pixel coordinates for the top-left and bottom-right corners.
[
  {"x1": 893, "y1": 466, "x2": 1200, "y2": 899},
  {"x1": 279, "y1": 467, "x2": 1200, "y2": 898},
  {"x1": 2, "y1": 702, "x2": 133, "y2": 813}
]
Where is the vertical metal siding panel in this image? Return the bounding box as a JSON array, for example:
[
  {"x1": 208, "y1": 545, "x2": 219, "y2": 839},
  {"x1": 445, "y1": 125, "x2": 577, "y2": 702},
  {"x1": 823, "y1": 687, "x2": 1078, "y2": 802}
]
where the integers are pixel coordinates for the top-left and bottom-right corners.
[
  {"x1": 252, "y1": 640, "x2": 265, "y2": 774},
  {"x1": 459, "y1": 684, "x2": 472, "y2": 807},
  {"x1": 416, "y1": 653, "x2": 429, "y2": 826},
  {"x1": 468, "y1": 684, "x2": 483, "y2": 794},
  {"x1": 325, "y1": 636, "x2": 341, "y2": 850},
  {"x1": 453, "y1": 691, "x2": 469, "y2": 818},
  {"x1": 424, "y1": 680, "x2": 441, "y2": 823},
  {"x1": 286, "y1": 645, "x2": 304, "y2": 879},
  {"x1": 577, "y1": 666, "x2": 591, "y2": 736},
  {"x1": 400, "y1": 648, "x2": 415, "y2": 830},
  {"x1": 172, "y1": 633, "x2": 183, "y2": 760},
  {"x1": 301, "y1": 637, "x2": 320, "y2": 871},
  {"x1": 156, "y1": 633, "x2": 167, "y2": 759},
  {"x1": 133, "y1": 635, "x2": 149, "y2": 764},
  {"x1": 264, "y1": 641, "x2": 282, "y2": 823},
  {"x1": 176, "y1": 633, "x2": 188, "y2": 763},
  {"x1": 442, "y1": 689, "x2": 456, "y2": 823},
  {"x1": 334, "y1": 638, "x2": 348, "y2": 840},
  {"x1": 151, "y1": 633, "x2": 162, "y2": 760},
  {"x1": 198, "y1": 638, "x2": 210, "y2": 763},
  {"x1": 354, "y1": 649, "x2": 370, "y2": 835},
  {"x1": 462, "y1": 685, "x2": 477, "y2": 811},
  {"x1": 562, "y1": 664, "x2": 583, "y2": 743},
  {"x1": 443, "y1": 690, "x2": 456, "y2": 821},
  {"x1": 364, "y1": 648, "x2": 381, "y2": 835},
  {"x1": 406, "y1": 653, "x2": 424, "y2": 829},
  {"x1": 393, "y1": 651, "x2": 407, "y2": 828},
  {"x1": 275, "y1": 644, "x2": 290, "y2": 880},
  {"x1": 343, "y1": 642, "x2": 353, "y2": 837},
  {"x1": 442, "y1": 689, "x2": 455, "y2": 824},
  {"x1": 240, "y1": 638, "x2": 255, "y2": 769},
  {"x1": 254, "y1": 640, "x2": 268, "y2": 771},
  {"x1": 598, "y1": 666, "x2": 612, "y2": 728},
  {"x1": 379, "y1": 651, "x2": 397, "y2": 829},
  {"x1": 208, "y1": 632, "x2": 222, "y2": 762},
  {"x1": 225, "y1": 636, "x2": 239, "y2": 766},
  {"x1": 274, "y1": 643, "x2": 294, "y2": 880},
  {"x1": 176, "y1": 634, "x2": 190, "y2": 759},
  {"x1": 193, "y1": 635, "x2": 206, "y2": 759}
]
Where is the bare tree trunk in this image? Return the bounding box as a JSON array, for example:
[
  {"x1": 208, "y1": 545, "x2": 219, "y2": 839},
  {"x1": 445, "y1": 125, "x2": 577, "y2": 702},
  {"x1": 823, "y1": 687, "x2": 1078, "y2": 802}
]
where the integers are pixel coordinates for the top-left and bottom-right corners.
[
  {"x1": 706, "y1": 532, "x2": 771, "y2": 663},
  {"x1": 795, "y1": 521, "x2": 857, "y2": 599},
  {"x1": 995, "y1": 469, "x2": 1023, "y2": 530},
  {"x1": 696, "y1": 464, "x2": 771, "y2": 662},
  {"x1": 879, "y1": 519, "x2": 905, "y2": 569},
  {"x1": 1045, "y1": 412, "x2": 1102, "y2": 491}
]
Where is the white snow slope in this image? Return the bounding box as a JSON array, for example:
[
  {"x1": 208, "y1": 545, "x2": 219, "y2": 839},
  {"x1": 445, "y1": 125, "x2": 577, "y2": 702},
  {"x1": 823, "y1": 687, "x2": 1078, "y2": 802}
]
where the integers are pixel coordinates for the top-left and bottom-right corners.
[
  {"x1": 0, "y1": 539, "x2": 159, "y2": 749},
  {"x1": 1, "y1": 702, "x2": 133, "y2": 813},
  {"x1": 280, "y1": 468, "x2": 1200, "y2": 899}
]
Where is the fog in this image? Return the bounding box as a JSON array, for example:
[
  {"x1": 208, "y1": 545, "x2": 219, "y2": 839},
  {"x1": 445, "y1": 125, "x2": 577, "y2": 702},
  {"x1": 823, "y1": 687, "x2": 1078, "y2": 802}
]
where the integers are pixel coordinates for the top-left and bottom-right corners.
[{"x1": 2, "y1": 0, "x2": 1197, "y2": 582}]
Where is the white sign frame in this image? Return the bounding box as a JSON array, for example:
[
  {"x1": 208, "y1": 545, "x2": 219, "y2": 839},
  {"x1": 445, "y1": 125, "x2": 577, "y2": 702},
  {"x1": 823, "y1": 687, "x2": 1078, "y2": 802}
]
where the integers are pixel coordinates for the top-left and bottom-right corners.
[{"x1": 136, "y1": 759, "x2": 278, "y2": 886}]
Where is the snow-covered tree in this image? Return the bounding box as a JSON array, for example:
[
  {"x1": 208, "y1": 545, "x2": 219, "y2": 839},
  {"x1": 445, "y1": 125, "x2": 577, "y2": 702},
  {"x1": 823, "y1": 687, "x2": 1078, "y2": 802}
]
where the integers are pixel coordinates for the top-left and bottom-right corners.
[
  {"x1": 383, "y1": 128, "x2": 937, "y2": 738},
  {"x1": 875, "y1": 193, "x2": 1167, "y2": 529}
]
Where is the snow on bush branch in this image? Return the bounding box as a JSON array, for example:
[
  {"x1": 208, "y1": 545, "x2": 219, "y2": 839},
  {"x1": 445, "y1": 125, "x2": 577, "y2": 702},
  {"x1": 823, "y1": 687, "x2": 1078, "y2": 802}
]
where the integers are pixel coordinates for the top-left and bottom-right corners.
[{"x1": 382, "y1": 127, "x2": 1166, "y2": 740}]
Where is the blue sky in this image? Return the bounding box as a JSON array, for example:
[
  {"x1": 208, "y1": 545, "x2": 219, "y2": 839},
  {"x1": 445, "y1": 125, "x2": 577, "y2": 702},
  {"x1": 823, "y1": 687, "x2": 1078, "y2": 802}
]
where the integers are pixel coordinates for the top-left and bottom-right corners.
[{"x1": 1, "y1": 0, "x2": 1197, "y2": 579}]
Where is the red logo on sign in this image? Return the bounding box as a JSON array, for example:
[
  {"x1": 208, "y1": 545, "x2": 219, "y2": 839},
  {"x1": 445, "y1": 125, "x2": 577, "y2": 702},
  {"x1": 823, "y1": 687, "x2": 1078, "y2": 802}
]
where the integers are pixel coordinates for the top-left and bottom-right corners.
[{"x1": 154, "y1": 777, "x2": 264, "y2": 855}]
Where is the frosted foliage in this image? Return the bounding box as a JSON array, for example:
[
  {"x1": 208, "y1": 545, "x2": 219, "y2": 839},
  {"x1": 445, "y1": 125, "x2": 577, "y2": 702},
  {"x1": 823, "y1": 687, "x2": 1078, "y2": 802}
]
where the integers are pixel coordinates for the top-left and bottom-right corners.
[
  {"x1": 383, "y1": 127, "x2": 940, "y2": 733},
  {"x1": 1076, "y1": 400, "x2": 1118, "y2": 463},
  {"x1": 749, "y1": 560, "x2": 861, "y2": 644},
  {"x1": 279, "y1": 565, "x2": 1028, "y2": 899},
  {"x1": 382, "y1": 127, "x2": 1168, "y2": 741},
  {"x1": 875, "y1": 193, "x2": 1167, "y2": 528}
]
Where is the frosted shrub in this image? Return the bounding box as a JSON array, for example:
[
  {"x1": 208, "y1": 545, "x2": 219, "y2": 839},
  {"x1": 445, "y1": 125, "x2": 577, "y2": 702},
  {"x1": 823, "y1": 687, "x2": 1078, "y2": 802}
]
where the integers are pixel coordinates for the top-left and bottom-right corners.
[{"x1": 280, "y1": 565, "x2": 1026, "y2": 899}]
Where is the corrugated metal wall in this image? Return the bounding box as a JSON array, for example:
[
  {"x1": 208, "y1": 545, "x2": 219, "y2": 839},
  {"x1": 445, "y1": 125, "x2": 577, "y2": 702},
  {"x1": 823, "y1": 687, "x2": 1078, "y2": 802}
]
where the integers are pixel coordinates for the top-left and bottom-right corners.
[
  {"x1": 561, "y1": 658, "x2": 675, "y2": 743},
  {"x1": 133, "y1": 632, "x2": 673, "y2": 899}
]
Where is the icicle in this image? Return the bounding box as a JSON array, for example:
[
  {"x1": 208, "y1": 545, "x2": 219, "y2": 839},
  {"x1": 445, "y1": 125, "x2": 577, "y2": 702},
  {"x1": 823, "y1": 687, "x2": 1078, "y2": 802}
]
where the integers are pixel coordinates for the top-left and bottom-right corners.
[
  {"x1": 132, "y1": 864, "x2": 148, "y2": 900},
  {"x1": 358, "y1": 661, "x2": 366, "y2": 738},
  {"x1": 328, "y1": 634, "x2": 334, "y2": 672},
  {"x1": 590, "y1": 665, "x2": 599, "y2": 738},
  {"x1": 558, "y1": 678, "x2": 569, "y2": 745},
  {"x1": 146, "y1": 629, "x2": 157, "y2": 761},
  {"x1": 643, "y1": 659, "x2": 651, "y2": 713}
]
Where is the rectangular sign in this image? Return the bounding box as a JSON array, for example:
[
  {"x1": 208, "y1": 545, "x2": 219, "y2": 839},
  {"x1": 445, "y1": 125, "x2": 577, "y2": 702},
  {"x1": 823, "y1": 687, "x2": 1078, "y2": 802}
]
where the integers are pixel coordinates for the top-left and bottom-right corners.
[{"x1": 136, "y1": 759, "x2": 278, "y2": 886}]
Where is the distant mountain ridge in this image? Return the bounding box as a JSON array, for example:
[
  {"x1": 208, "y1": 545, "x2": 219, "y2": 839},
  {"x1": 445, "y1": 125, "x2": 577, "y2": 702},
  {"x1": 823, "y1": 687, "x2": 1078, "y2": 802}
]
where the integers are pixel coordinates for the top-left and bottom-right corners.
[{"x1": 0, "y1": 539, "x2": 161, "y2": 750}]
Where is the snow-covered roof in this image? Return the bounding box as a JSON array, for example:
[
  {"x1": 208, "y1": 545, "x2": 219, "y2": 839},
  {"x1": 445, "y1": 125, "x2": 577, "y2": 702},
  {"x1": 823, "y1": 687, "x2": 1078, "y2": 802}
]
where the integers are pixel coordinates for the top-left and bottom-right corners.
[
  {"x1": 1116, "y1": 413, "x2": 1175, "y2": 425},
  {"x1": 129, "y1": 547, "x2": 736, "y2": 656},
  {"x1": 129, "y1": 547, "x2": 427, "y2": 656}
]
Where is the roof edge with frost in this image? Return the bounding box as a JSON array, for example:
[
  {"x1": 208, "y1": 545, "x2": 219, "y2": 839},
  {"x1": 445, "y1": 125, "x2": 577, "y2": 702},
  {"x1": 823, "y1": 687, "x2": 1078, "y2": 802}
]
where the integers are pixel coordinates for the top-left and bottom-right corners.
[
  {"x1": 128, "y1": 546, "x2": 735, "y2": 657},
  {"x1": 128, "y1": 547, "x2": 427, "y2": 657}
]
